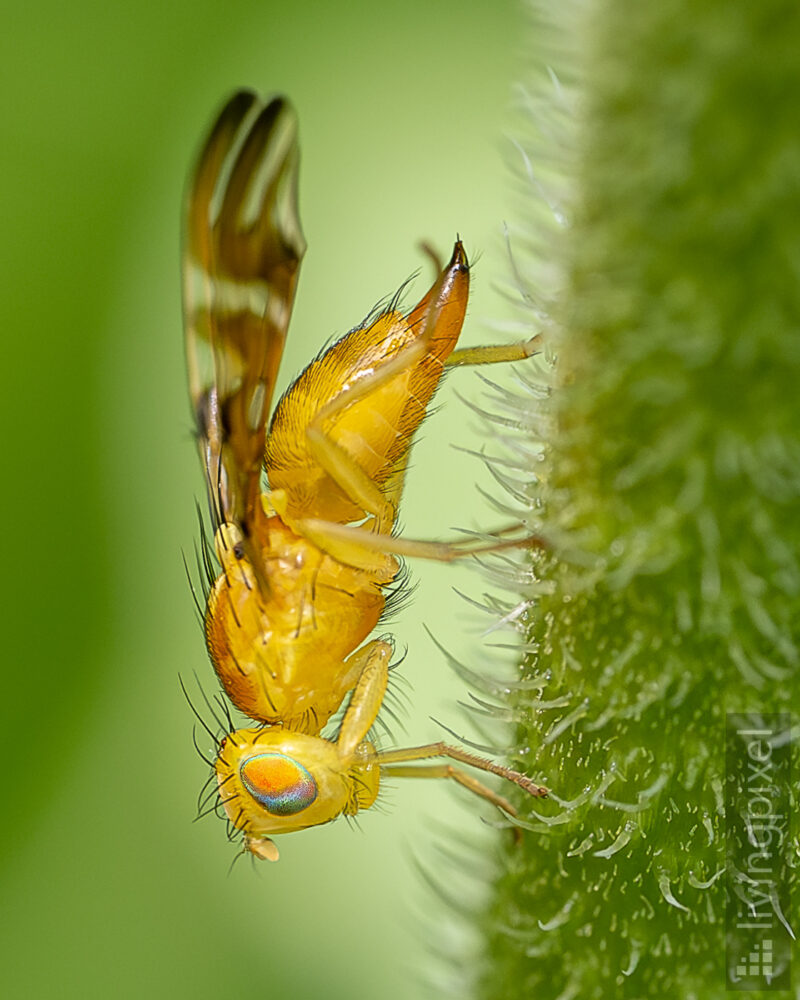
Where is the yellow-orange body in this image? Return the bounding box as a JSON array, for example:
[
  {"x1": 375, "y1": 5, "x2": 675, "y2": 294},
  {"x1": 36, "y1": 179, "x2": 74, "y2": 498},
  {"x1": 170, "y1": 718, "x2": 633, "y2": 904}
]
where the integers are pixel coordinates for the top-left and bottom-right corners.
[
  {"x1": 182, "y1": 90, "x2": 545, "y2": 861},
  {"x1": 205, "y1": 254, "x2": 467, "y2": 732},
  {"x1": 206, "y1": 515, "x2": 382, "y2": 731},
  {"x1": 218, "y1": 727, "x2": 380, "y2": 842},
  {"x1": 266, "y1": 278, "x2": 465, "y2": 524}
]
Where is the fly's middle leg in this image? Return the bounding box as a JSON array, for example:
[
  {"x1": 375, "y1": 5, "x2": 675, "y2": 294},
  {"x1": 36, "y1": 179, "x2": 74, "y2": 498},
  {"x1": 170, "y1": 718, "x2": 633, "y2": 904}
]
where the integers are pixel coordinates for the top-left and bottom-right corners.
[
  {"x1": 294, "y1": 518, "x2": 545, "y2": 565},
  {"x1": 376, "y1": 741, "x2": 547, "y2": 816},
  {"x1": 379, "y1": 763, "x2": 518, "y2": 816}
]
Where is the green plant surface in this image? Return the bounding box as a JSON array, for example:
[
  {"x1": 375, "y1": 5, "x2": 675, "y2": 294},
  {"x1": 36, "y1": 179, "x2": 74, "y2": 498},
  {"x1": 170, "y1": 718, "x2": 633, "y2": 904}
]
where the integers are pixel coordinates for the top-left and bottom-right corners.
[{"x1": 478, "y1": 1, "x2": 800, "y2": 996}]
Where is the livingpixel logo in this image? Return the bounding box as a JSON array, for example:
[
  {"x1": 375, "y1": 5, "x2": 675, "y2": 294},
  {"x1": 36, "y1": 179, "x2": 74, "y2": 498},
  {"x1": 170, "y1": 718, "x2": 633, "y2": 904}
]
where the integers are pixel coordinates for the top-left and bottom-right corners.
[{"x1": 726, "y1": 714, "x2": 794, "y2": 992}]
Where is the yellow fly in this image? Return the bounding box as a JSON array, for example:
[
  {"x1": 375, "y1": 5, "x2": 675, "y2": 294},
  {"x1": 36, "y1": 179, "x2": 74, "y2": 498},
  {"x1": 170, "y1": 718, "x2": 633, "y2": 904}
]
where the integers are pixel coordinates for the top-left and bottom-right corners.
[{"x1": 182, "y1": 90, "x2": 545, "y2": 862}]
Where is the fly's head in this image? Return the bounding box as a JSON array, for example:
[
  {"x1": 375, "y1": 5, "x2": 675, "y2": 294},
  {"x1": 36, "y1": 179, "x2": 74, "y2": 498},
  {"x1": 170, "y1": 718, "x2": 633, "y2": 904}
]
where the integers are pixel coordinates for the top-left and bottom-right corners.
[{"x1": 216, "y1": 725, "x2": 380, "y2": 861}]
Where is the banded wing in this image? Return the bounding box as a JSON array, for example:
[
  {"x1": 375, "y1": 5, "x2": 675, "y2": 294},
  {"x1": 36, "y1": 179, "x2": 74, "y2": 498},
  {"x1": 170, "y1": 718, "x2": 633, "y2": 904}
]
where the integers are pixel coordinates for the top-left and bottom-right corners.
[{"x1": 182, "y1": 90, "x2": 306, "y2": 591}]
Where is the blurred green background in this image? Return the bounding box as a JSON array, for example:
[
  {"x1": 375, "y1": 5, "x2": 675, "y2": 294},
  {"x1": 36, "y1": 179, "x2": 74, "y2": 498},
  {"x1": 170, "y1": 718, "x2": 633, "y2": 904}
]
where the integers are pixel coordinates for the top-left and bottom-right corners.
[{"x1": 1, "y1": 2, "x2": 526, "y2": 997}]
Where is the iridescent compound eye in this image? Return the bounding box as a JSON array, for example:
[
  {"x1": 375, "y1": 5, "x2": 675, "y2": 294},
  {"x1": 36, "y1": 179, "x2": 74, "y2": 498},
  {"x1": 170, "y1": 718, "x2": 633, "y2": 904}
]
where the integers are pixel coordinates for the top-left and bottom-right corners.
[{"x1": 240, "y1": 753, "x2": 318, "y2": 816}]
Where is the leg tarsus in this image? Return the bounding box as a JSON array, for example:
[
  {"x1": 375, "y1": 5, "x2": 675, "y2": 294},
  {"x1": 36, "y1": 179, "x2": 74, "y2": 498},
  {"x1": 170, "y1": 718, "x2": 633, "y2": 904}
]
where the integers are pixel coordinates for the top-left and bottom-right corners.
[
  {"x1": 445, "y1": 333, "x2": 542, "y2": 368},
  {"x1": 376, "y1": 741, "x2": 547, "y2": 798},
  {"x1": 381, "y1": 762, "x2": 519, "y2": 815}
]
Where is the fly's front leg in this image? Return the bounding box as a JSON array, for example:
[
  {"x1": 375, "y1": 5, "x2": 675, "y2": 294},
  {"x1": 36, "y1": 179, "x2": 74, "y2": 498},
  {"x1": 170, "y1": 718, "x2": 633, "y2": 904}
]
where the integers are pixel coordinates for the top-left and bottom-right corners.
[
  {"x1": 380, "y1": 764, "x2": 519, "y2": 816},
  {"x1": 376, "y1": 741, "x2": 547, "y2": 799},
  {"x1": 336, "y1": 639, "x2": 392, "y2": 758}
]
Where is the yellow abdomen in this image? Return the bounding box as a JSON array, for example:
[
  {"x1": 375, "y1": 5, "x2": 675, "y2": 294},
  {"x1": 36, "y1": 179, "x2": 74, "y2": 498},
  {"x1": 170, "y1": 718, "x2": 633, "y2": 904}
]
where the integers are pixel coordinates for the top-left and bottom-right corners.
[{"x1": 265, "y1": 245, "x2": 469, "y2": 523}]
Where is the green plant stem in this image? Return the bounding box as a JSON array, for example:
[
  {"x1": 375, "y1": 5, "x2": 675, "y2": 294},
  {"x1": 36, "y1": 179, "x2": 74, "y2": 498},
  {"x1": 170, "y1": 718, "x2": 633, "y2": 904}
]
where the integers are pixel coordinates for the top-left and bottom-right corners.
[{"x1": 478, "y1": 1, "x2": 800, "y2": 996}]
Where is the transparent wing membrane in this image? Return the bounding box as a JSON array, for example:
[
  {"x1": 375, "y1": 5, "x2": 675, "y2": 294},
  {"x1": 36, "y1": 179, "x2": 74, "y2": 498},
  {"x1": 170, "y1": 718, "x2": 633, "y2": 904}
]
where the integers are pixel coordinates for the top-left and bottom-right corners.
[{"x1": 182, "y1": 90, "x2": 305, "y2": 584}]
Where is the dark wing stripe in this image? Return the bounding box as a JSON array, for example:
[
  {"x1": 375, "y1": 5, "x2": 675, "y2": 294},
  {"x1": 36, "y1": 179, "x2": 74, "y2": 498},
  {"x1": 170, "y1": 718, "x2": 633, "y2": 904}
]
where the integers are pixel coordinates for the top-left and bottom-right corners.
[
  {"x1": 186, "y1": 89, "x2": 259, "y2": 281},
  {"x1": 182, "y1": 90, "x2": 306, "y2": 593}
]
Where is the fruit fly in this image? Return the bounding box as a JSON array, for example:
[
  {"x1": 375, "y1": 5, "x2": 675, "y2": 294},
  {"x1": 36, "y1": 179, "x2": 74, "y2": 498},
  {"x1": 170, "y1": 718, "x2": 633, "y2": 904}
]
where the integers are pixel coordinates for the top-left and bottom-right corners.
[{"x1": 182, "y1": 90, "x2": 546, "y2": 862}]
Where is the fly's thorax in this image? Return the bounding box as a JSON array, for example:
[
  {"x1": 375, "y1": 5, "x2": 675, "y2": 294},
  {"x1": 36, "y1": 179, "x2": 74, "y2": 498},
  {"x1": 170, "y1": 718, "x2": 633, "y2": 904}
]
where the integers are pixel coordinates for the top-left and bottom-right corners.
[
  {"x1": 216, "y1": 727, "x2": 381, "y2": 854},
  {"x1": 204, "y1": 577, "x2": 347, "y2": 730},
  {"x1": 205, "y1": 516, "x2": 388, "y2": 728}
]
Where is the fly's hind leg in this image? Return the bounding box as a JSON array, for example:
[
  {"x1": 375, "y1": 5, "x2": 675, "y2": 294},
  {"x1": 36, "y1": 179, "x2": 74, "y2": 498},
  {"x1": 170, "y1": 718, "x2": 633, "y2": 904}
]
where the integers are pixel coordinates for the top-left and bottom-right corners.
[
  {"x1": 301, "y1": 410, "x2": 544, "y2": 571},
  {"x1": 303, "y1": 251, "x2": 459, "y2": 535},
  {"x1": 294, "y1": 251, "x2": 544, "y2": 569},
  {"x1": 305, "y1": 330, "x2": 544, "y2": 528},
  {"x1": 445, "y1": 333, "x2": 542, "y2": 368}
]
